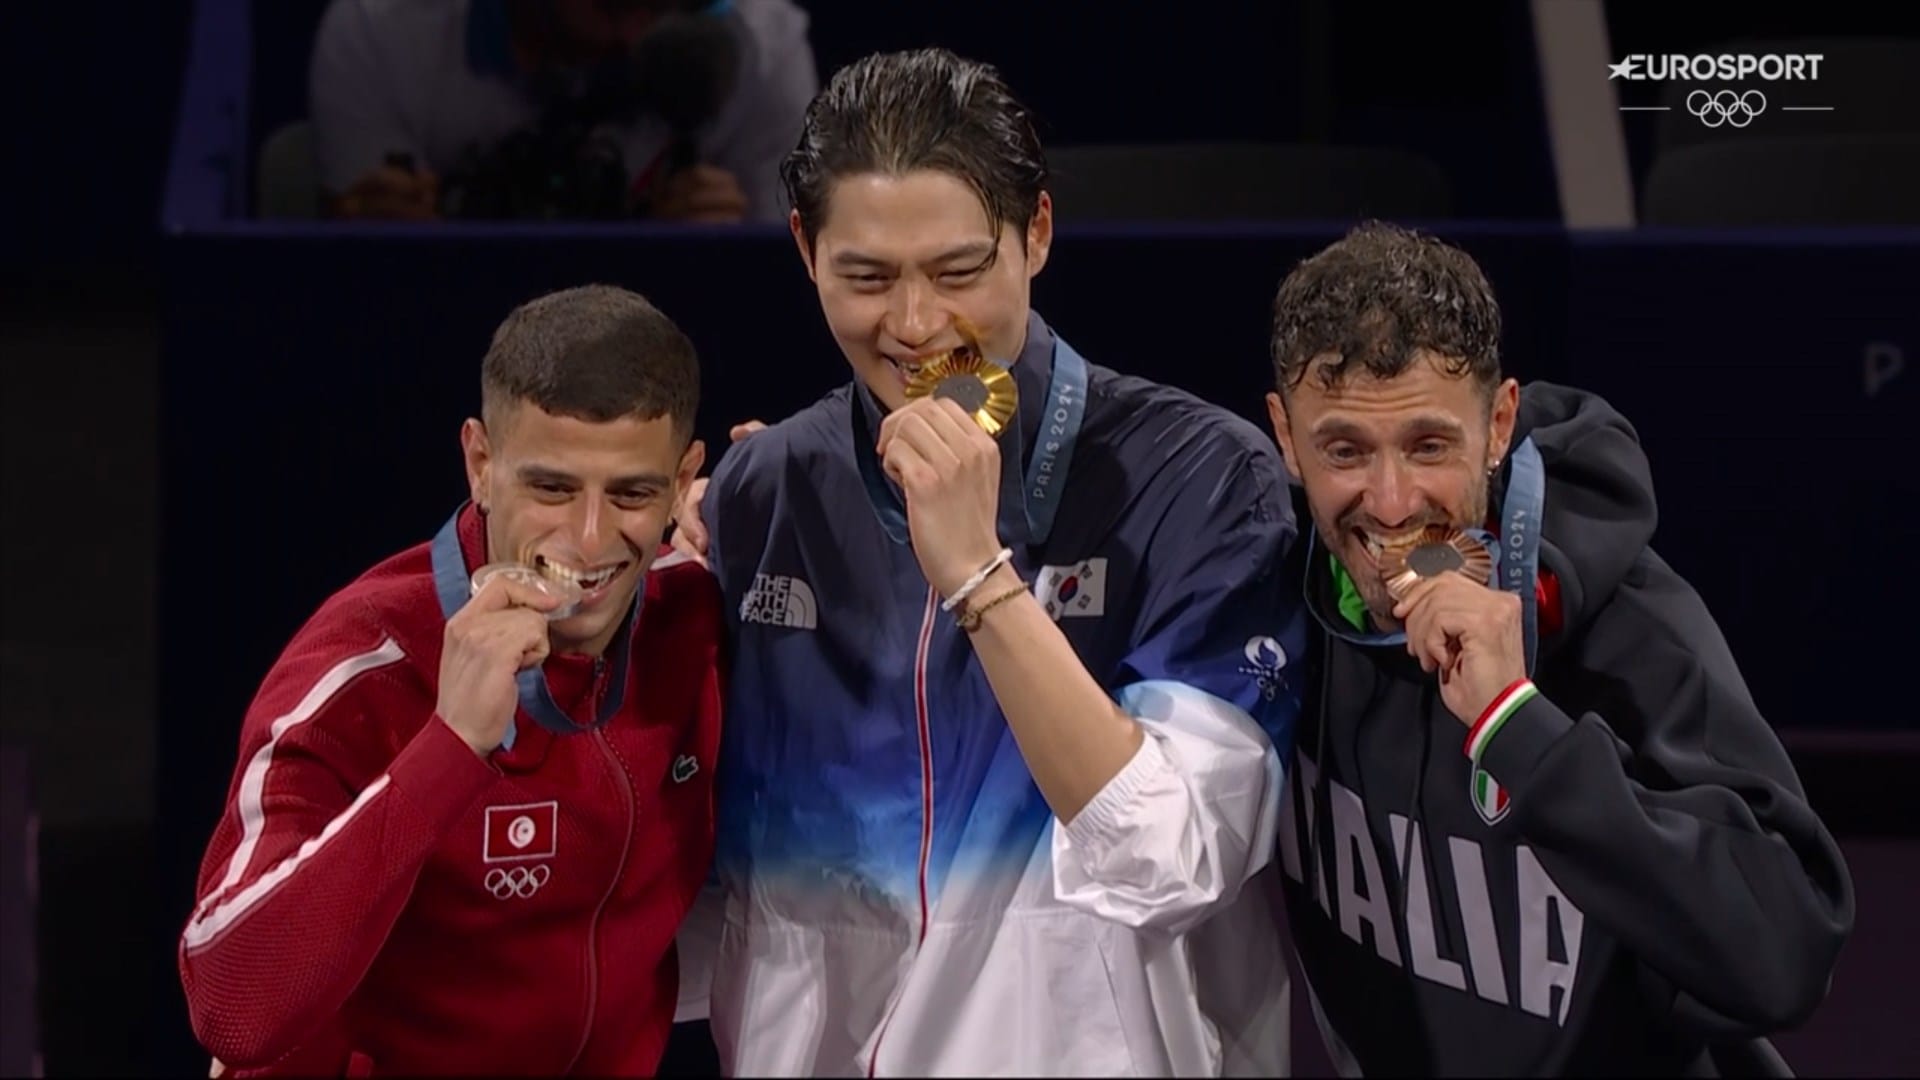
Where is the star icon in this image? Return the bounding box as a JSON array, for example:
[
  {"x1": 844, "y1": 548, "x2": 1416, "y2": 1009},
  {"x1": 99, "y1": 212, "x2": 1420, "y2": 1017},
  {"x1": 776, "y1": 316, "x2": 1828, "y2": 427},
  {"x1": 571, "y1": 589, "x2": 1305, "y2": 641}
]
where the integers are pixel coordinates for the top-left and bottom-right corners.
[{"x1": 1607, "y1": 57, "x2": 1637, "y2": 80}]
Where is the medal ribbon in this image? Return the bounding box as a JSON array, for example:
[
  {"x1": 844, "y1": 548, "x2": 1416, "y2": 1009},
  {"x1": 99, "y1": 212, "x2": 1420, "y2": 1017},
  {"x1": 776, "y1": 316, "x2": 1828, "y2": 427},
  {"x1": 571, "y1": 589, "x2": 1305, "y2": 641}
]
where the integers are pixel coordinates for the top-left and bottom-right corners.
[
  {"x1": 430, "y1": 507, "x2": 640, "y2": 749},
  {"x1": 854, "y1": 337, "x2": 1089, "y2": 548},
  {"x1": 1499, "y1": 437, "x2": 1545, "y2": 675}
]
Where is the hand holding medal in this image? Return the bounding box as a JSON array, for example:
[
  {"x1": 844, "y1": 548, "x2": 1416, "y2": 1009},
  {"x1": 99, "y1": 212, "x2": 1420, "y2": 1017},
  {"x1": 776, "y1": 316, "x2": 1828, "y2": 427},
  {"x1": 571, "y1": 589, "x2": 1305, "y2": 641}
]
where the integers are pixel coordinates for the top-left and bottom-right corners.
[
  {"x1": 438, "y1": 542, "x2": 578, "y2": 755},
  {"x1": 878, "y1": 315, "x2": 1013, "y2": 599},
  {"x1": 469, "y1": 549, "x2": 585, "y2": 622},
  {"x1": 1382, "y1": 525, "x2": 1528, "y2": 727}
]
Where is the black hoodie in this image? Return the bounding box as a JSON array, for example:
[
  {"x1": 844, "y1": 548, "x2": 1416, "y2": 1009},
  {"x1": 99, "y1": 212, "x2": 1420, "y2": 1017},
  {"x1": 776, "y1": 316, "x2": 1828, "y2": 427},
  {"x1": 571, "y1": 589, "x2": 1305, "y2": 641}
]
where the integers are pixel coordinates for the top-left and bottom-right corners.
[{"x1": 1276, "y1": 382, "x2": 1854, "y2": 1076}]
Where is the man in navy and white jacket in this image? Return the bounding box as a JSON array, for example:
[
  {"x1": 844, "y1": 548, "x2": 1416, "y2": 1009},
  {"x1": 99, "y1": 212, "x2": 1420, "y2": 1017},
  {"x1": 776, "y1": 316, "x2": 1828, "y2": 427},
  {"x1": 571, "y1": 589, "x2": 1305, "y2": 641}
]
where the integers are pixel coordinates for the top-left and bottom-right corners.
[{"x1": 672, "y1": 48, "x2": 1308, "y2": 1076}]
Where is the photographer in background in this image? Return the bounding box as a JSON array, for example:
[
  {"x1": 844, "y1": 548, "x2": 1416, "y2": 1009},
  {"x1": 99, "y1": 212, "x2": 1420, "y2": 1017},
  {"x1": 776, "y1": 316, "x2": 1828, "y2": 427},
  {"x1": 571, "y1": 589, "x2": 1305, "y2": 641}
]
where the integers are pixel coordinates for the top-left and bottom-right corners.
[{"x1": 310, "y1": 0, "x2": 817, "y2": 222}]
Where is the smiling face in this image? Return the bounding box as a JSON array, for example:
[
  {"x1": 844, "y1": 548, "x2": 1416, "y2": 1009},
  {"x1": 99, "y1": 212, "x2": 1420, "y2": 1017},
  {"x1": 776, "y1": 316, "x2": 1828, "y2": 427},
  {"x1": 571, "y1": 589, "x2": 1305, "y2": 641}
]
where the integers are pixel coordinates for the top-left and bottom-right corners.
[
  {"x1": 462, "y1": 400, "x2": 701, "y2": 657},
  {"x1": 1265, "y1": 222, "x2": 1513, "y2": 629},
  {"x1": 792, "y1": 169, "x2": 1052, "y2": 409},
  {"x1": 1268, "y1": 351, "x2": 1518, "y2": 630}
]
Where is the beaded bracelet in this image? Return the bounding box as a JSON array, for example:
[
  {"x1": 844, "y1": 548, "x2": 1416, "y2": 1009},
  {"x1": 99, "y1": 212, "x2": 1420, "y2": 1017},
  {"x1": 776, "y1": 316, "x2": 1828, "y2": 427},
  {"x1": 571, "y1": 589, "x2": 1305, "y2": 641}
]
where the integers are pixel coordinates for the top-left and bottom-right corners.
[{"x1": 957, "y1": 583, "x2": 1029, "y2": 632}]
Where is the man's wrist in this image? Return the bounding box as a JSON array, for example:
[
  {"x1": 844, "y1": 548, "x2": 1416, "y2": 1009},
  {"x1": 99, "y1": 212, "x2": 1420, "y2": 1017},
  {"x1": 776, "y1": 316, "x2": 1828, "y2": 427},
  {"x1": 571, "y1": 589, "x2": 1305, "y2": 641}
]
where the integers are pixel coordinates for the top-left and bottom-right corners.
[
  {"x1": 938, "y1": 546, "x2": 1014, "y2": 607},
  {"x1": 1465, "y1": 678, "x2": 1538, "y2": 762},
  {"x1": 955, "y1": 564, "x2": 1029, "y2": 633}
]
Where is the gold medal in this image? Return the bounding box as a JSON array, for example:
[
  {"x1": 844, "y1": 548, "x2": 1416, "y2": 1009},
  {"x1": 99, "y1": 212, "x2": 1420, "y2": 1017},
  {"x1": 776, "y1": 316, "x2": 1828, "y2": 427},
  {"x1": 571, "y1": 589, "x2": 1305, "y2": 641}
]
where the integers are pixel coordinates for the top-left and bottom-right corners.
[
  {"x1": 1379, "y1": 525, "x2": 1495, "y2": 600},
  {"x1": 903, "y1": 317, "x2": 1018, "y2": 436}
]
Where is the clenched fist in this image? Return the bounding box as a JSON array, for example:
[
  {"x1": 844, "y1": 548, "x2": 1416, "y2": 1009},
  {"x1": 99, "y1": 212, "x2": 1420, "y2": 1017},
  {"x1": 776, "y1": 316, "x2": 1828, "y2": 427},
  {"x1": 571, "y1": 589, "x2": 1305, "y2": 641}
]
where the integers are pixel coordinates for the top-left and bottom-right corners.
[
  {"x1": 1391, "y1": 572, "x2": 1528, "y2": 727},
  {"x1": 875, "y1": 396, "x2": 1005, "y2": 599},
  {"x1": 435, "y1": 575, "x2": 561, "y2": 754}
]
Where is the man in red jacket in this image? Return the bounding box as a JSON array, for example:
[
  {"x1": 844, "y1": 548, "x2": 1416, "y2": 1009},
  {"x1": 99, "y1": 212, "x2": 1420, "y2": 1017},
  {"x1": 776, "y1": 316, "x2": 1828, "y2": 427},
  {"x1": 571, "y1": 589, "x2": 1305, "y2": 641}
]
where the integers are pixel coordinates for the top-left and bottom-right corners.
[{"x1": 178, "y1": 284, "x2": 721, "y2": 1077}]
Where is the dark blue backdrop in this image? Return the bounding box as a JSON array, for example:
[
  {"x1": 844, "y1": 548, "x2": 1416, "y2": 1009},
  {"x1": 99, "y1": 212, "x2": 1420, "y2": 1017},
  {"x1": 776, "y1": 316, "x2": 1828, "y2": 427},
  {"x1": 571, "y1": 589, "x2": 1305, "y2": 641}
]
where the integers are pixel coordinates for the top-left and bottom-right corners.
[
  {"x1": 150, "y1": 214, "x2": 1920, "y2": 1075},
  {"x1": 143, "y1": 1, "x2": 1920, "y2": 1075}
]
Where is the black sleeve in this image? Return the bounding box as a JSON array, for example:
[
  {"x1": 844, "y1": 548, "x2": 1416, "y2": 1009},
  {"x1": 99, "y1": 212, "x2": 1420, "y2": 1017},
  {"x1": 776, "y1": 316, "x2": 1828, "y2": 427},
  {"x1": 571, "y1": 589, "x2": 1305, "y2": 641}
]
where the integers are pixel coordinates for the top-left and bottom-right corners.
[{"x1": 1475, "y1": 552, "x2": 1854, "y2": 1038}]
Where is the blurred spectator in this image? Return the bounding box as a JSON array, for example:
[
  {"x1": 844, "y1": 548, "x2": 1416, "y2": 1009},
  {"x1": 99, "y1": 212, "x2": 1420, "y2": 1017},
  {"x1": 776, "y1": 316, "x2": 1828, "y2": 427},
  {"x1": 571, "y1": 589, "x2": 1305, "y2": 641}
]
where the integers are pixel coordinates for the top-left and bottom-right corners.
[{"x1": 309, "y1": 0, "x2": 817, "y2": 222}]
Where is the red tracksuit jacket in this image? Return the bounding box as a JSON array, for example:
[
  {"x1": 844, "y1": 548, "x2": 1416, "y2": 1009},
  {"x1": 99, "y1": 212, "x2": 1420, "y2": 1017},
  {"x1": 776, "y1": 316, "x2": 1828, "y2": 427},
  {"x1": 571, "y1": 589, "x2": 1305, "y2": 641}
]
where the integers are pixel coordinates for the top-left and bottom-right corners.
[{"x1": 179, "y1": 506, "x2": 722, "y2": 1076}]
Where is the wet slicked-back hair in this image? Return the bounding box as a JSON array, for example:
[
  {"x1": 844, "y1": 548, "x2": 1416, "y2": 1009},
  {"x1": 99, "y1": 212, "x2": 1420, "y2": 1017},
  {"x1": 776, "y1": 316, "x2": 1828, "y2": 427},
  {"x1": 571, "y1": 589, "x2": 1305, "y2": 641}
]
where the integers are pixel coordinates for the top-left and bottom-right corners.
[
  {"x1": 781, "y1": 47, "x2": 1048, "y2": 256},
  {"x1": 1270, "y1": 221, "x2": 1503, "y2": 398},
  {"x1": 481, "y1": 284, "x2": 699, "y2": 441}
]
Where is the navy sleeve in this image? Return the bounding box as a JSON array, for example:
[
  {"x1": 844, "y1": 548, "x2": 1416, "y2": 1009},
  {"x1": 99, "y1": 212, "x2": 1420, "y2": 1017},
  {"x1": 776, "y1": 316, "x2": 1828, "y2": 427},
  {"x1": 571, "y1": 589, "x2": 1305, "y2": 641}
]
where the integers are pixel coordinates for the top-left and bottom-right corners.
[
  {"x1": 1478, "y1": 556, "x2": 1853, "y2": 1037},
  {"x1": 1114, "y1": 440, "x2": 1309, "y2": 760},
  {"x1": 701, "y1": 427, "x2": 774, "y2": 619}
]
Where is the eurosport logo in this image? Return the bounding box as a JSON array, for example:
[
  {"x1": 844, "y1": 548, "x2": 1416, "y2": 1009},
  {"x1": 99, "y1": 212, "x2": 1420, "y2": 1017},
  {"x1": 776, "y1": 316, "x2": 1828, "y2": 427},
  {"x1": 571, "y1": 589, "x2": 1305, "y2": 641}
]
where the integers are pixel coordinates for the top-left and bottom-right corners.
[
  {"x1": 1611, "y1": 53, "x2": 1832, "y2": 129},
  {"x1": 1608, "y1": 53, "x2": 1825, "y2": 82}
]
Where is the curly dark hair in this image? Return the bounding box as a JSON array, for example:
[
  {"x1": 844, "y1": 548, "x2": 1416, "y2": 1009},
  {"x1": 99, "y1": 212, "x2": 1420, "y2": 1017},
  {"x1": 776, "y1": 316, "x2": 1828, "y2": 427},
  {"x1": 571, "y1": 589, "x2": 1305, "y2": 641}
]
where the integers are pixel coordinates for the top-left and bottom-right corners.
[{"x1": 1270, "y1": 221, "x2": 1502, "y2": 398}]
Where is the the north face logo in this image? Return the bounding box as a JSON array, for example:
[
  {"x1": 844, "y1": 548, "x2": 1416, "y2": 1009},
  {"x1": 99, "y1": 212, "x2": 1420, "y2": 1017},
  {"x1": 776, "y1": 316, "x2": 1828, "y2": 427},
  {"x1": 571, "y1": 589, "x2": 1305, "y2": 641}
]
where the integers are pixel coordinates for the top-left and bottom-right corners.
[{"x1": 741, "y1": 573, "x2": 817, "y2": 629}]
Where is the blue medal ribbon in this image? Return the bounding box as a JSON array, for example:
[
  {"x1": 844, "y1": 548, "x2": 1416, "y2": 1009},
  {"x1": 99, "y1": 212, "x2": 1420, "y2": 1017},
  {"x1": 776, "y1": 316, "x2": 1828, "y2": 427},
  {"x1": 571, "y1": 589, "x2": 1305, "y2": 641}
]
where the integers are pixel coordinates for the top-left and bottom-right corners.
[
  {"x1": 430, "y1": 507, "x2": 640, "y2": 750},
  {"x1": 854, "y1": 338, "x2": 1089, "y2": 549},
  {"x1": 1498, "y1": 437, "x2": 1546, "y2": 675}
]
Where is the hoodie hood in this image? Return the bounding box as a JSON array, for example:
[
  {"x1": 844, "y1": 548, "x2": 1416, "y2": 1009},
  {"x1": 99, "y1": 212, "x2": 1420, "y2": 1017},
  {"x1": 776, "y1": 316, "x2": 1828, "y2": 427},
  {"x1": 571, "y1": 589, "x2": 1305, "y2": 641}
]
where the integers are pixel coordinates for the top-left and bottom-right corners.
[
  {"x1": 1302, "y1": 381, "x2": 1656, "y2": 660},
  {"x1": 1507, "y1": 381, "x2": 1656, "y2": 639}
]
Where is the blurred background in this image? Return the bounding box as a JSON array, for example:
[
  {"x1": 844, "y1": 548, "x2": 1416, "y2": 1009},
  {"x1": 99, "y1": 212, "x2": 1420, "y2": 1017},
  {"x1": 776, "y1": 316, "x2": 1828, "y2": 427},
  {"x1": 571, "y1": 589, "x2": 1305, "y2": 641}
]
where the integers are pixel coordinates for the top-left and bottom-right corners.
[{"x1": 1, "y1": 0, "x2": 1916, "y2": 1075}]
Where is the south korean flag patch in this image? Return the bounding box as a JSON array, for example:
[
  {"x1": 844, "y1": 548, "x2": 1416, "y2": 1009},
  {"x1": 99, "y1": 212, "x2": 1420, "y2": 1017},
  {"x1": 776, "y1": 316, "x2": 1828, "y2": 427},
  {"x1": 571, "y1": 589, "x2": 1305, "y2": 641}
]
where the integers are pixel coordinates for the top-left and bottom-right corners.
[{"x1": 1032, "y1": 558, "x2": 1108, "y2": 620}]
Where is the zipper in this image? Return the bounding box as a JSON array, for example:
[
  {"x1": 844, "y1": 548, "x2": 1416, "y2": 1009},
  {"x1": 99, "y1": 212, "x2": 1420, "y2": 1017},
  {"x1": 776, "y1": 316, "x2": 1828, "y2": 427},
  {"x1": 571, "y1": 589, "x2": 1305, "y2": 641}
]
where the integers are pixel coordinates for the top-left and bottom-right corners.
[
  {"x1": 563, "y1": 727, "x2": 636, "y2": 1073},
  {"x1": 866, "y1": 586, "x2": 941, "y2": 1078}
]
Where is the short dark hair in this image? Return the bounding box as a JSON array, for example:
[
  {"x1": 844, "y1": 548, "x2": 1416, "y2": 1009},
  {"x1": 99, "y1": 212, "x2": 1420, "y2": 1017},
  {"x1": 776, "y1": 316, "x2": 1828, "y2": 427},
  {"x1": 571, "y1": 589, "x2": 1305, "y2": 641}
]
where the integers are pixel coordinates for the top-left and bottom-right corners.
[
  {"x1": 781, "y1": 47, "x2": 1048, "y2": 255},
  {"x1": 481, "y1": 284, "x2": 699, "y2": 441},
  {"x1": 1270, "y1": 221, "x2": 1502, "y2": 398}
]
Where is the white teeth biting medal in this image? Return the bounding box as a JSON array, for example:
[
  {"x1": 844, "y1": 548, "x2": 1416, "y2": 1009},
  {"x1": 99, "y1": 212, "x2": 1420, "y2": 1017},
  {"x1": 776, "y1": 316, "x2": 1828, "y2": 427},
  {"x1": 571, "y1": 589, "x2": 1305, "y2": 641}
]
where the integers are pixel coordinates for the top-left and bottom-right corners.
[
  {"x1": 1377, "y1": 524, "x2": 1494, "y2": 600},
  {"x1": 469, "y1": 558, "x2": 585, "y2": 620},
  {"x1": 901, "y1": 316, "x2": 1019, "y2": 435}
]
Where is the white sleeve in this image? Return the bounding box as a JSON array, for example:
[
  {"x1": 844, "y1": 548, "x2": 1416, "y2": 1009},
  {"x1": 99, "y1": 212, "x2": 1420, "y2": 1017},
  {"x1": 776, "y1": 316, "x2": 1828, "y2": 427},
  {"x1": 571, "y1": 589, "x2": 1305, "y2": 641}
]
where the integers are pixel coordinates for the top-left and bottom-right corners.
[
  {"x1": 1051, "y1": 679, "x2": 1285, "y2": 937},
  {"x1": 705, "y1": 0, "x2": 818, "y2": 221},
  {"x1": 308, "y1": 0, "x2": 415, "y2": 195},
  {"x1": 672, "y1": 881, "x2": 726, "y2": 1022}
]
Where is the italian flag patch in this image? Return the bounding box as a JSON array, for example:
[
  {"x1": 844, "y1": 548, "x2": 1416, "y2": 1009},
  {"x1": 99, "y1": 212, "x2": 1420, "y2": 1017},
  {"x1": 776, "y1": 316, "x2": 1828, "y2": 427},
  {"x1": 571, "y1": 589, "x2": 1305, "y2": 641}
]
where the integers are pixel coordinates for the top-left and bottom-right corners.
[
  {"x1": 1470, "y1": 766, "x2": 1510, "y2": 825},
  {"x1": 1464, "y1": 679, "x2": 1537, "y2": 826}
]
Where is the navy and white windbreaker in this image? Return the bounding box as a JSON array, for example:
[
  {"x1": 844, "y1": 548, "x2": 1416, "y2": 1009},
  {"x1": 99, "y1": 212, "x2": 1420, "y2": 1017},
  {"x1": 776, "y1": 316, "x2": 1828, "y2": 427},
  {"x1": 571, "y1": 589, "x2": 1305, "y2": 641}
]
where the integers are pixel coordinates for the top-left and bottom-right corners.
[{"x1": 695, "y1": 312, "x2": 1308, "y2": 1076}]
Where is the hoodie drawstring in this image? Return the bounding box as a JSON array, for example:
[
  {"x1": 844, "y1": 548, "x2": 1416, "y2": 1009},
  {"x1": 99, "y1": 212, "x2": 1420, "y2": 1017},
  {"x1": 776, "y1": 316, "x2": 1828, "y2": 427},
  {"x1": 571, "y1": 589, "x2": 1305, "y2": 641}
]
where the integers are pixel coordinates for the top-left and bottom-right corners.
[
  {"x1": 1395, "y1": 686, "x2": 1435, "y2": 937},
  {"x1": 1303, "y1": 628, "x2": 1334, "y2": 911}
]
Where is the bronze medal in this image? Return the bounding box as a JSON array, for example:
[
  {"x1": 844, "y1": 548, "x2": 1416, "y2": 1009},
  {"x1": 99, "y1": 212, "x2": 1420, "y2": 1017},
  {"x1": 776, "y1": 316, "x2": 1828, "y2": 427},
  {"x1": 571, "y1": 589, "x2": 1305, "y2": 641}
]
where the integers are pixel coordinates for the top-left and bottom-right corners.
[{"x1": 1378, "y1": 524, "x2": 1495, "y2": 600}]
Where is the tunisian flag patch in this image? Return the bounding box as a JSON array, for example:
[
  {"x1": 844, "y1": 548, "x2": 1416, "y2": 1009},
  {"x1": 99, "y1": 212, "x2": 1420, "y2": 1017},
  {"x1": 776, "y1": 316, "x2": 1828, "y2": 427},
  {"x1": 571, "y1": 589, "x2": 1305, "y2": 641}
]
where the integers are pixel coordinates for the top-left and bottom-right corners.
[{"x1": 484, "y1": 801, "x2": 558, "y2": 863}]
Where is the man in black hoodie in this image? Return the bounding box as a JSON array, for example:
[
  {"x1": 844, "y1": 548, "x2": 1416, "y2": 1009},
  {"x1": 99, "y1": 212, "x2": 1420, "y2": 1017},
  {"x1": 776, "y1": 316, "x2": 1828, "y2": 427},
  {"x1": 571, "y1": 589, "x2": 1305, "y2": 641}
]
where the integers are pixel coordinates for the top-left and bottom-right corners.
[{"x1": 1262, "y1": 222, "x2": 1854, "y2": 1075}]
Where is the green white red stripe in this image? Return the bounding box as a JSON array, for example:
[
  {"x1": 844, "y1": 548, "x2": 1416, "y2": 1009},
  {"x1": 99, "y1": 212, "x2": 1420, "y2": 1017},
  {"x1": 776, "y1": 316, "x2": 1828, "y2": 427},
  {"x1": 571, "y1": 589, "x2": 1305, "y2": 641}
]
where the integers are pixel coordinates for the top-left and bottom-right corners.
[
  {"x1": 1471, "y1": 766, "x2": 1509, "y2": 823},
  {"x1": 1466, "y1": 679, "x2": 1538, "y2": 763}
]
